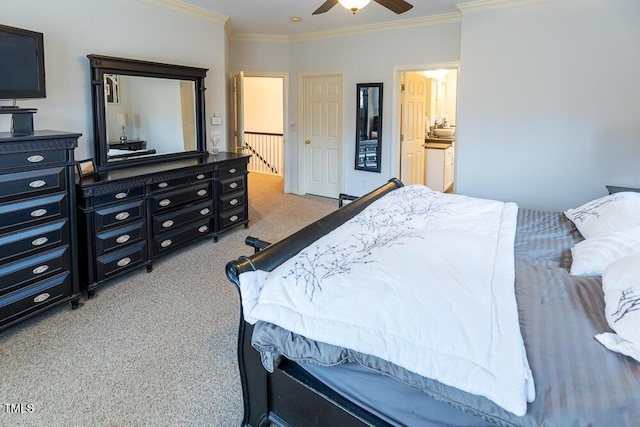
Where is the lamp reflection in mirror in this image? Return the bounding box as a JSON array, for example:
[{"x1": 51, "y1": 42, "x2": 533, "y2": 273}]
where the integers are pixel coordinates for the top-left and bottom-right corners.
[
  {"x1": 117, "y1": 112, "x2": 128, "y2": 143},
  {"x1": 339, "y1": 0, "x2": 371, "y2": 14}
]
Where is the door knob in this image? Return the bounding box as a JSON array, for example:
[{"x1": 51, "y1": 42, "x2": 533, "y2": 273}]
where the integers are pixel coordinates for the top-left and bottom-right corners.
[{"x1": 305, "y1": 140, "x2": 311, "y2": 144}]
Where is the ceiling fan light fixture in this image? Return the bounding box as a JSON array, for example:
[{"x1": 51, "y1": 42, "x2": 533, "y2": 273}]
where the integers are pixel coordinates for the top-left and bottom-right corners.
[{"x1": 338, "y1": 0, "x2": 371, "y2": 14}]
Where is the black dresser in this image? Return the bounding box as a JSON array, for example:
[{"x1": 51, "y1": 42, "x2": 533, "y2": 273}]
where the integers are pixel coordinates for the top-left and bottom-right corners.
[
  {"x1": 76, "y1": 152, "x2": 249, "y2": 297},
  {"x1": 0, "y1": 130, "x2": 81, "y2": 331}
]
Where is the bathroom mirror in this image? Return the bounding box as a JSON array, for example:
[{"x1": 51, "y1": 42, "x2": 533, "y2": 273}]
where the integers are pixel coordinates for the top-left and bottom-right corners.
[
  {"x1": 355, "y1": 83, "x2": 382, "y2": 172},
  {"x1": 88, "y1": 54, "x2": 208, "y2": 170}
]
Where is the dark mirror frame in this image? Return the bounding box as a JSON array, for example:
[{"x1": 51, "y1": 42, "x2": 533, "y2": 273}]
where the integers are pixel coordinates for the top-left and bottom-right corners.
[
  {"x1": 87, "y1": 54, "x2": 208, "y2": 171},
  {"x1": 355, "y1": 83, "x2": 383, "y2": 173}
]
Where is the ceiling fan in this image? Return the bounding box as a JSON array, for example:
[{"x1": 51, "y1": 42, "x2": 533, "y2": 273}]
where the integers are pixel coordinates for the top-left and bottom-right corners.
[{"x1": 313, "y1": 0, "x2": 413, "y2": 15}]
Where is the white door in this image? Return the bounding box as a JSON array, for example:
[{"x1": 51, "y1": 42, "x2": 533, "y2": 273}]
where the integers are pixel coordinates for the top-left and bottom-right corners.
[
  {"x1": 303, "y1": 75, "x2": 342, "y2": 198},
  {"x1": 400, "y1": 72, "x2": 427, "y2": 185},
  {"x1": 232, "y1": 71, "x2": 245, "y2": 154}
]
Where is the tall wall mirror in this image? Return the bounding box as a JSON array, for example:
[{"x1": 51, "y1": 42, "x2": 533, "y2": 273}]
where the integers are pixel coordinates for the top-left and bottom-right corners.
[
  {"x1": 88, "y1": 54, "x2": 208, "y2": 170},
  {"x1": 355, "y1": 83, "x2": 382, "y2": 172}
]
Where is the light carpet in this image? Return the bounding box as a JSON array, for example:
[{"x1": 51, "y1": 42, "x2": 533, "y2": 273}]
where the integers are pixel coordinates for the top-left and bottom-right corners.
[{"x1": 0, "y1": 173, "x2": 337, "y2": 427}]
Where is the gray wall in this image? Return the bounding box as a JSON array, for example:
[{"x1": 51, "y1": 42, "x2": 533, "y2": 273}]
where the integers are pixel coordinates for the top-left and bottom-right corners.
[
  {"x1": 230, "y1": 0, "x2": 640, "y2": 210},
  {"x1": 5, "y1": 0, "x2": 639, "y2": 210},
  {"x1": 456, "y1": 0, "x2": 640, "y2": 210},
  {"x1": 1, "y1": 0, "x2": 228, "y2": 160}
]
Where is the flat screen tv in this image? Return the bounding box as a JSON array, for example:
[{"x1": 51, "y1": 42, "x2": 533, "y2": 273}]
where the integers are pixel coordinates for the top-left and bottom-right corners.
[{"x1": 0, "y1": 24, "x2": 46, "y2": 101}]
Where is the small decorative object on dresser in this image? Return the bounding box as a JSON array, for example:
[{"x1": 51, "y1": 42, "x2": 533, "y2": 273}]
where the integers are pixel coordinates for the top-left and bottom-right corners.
[
  {"x1": 0, "y1": 130, "x2": 82, "y2": 332},
  {"x1": 76, "y1": 55, "x2": 250, "y2": 298},
  {"x1": 76, "y1": 158, "x2": 96, "y2": 178}
]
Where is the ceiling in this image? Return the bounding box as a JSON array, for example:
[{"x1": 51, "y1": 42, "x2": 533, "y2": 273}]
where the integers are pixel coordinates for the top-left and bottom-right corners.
[{"x1": 179, "y1": 0, "x2": 479, "y2": 37}]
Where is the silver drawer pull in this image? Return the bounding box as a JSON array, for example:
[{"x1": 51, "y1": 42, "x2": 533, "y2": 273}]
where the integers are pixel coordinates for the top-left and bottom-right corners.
[
  {"x1": 116, "y1": 234, "x2": 131, "y2": 244},
  {"x1": 162, "y1": 220, "x2": 174, "y2": 228},
  {"x1": 115, "y1": 212, "x2": 130, "y2": 221},
  {"x1": 31, "y1": 208, "x2": 48, "y2": 217},
  {"x1": 196, "y1": 174, "x2": 205, "y2": 180},
  {"x1": 161, "y1": 239, "x2": 172, "y2": 248},
  {"x1": 115, "y1": 192, "x2": 128, "y2": 199},
  {"x1": 229, "y1": 198, "x2": 239, "y2": 206},
  {"x1": 197, "y1": 189, "x2": 208, "y2": 197},
  {"x1": 27, "y1": 155, "x2": 44, "y2": 163},
  {"x1": 33, "y1": 265, "x2": 50, "y2": 275},
  {"x1": 159, "y1": 199, "x2": 171, "y2": 207},
  {"x1": 198, "y1": 225, "x2": 208, "y2": 233},
  {"x1": 32, "y1": 237, "x2": 49, "y2": 246},
  {"x1": 229, "y1": 168, "x2": 237, "y2": 174},
  {"x1": 117, "y1": 257, "x2": 131, "y2": 267},
  {"x1": 34, "y1": 293, "x2": 50, "y2": 303},
  {"x1": 158, "y1": 182, "x2": 169, "y2": 188},
  {"x1": 230, "y1": 215, "x2": 239, "y2": 222},
  {"x1": 29, "y1": 180, "x2": 46, "y2": 188},
  {"x1": 200, "y1": 208, "x2": 210, "y2": 216},
  {"x1": 229, "y1": 182, "x2": 238, "y2": 189}
]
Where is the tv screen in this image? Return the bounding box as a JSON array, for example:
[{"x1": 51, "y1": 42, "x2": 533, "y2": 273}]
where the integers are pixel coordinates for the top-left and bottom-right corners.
[{"x1": 0, "y1": 24, "x2": 46, "y2": 100}]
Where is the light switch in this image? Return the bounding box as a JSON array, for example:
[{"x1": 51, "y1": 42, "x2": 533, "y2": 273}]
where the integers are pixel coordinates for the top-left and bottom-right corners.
[{"x1": 211, "y1": 115, "x2": 222, "y2": 126}]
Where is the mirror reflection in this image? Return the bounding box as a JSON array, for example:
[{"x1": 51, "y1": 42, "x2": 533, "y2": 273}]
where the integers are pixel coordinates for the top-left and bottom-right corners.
[
  {"x1": 355, "y1": 83, "x2": 382, "y2": 172},
  {"x1": 104, "y1": 74, "x2": 197, "y2": 162}
]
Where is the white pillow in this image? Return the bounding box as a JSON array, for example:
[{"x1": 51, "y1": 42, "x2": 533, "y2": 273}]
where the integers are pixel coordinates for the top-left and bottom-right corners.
[
  {"x1": 564, "y1": 192, "x2": 640, "y2": 239},
  {"x1": 570, "y1": 226, "x2": 640, "y2": 276},
  {"x1": 594, "y1": 254, "x2": 640, "y2": 362}
]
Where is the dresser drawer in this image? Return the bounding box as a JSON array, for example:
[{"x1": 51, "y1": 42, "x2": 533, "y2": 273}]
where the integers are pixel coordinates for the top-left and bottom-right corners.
[
  {"x1": 94, "y1": 200, "x2": 145, "y2": 232},
  {"x1": 149, "y1": 183, "x2": 211, "y2": 213},
  {"x1": 150, "y1": 172, "x2": 210, "y2": 193},
  {"x1": 152, "y1": 200, "x2": 213, "y2": 236},
  {"x1": 0, "y1": 246, "x2": 69, "y2": 296},
  {"x1": 219, "y1": 176, "x2": 245, "y2": 195},
  {"x1": 218, "y1": 161, "x2": 247, "y2": 179},
  {"x1": 0, "y1": 149, "x2": 67, "y2": 171},
  {"x1": 95, "y1": 220, "x2": 146, "y2": 256},
  {"x1": 0, "y1": 220, "x2": 68, "y2": 264},
  {"x1": 152, "y1": 219, "x2": 211, "y2": 256},
  {"x1": 93, "y1": 185, "x2": 145, "y2": 207},
  {"x1": 0, "y1": 272, "x2": 71, "y2": 328},
  {"x1": 0, "y1": 193, "x2": 67, "y2": 234},
  {"x1": 0, "y1": 167, "x2": 65, "y2": 202},
  {"x1": 219, "y1": 191, "x2": 245, "y2": 212},
  {"x1": 96, "y1": 242, "x2": 147, "y2": 281},
  {"x1": 219, "y1": 207, "x2": 246, "y2": 229}
]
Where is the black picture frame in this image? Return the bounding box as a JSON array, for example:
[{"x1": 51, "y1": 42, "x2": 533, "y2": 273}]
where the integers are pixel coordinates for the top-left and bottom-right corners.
[{"x1": 76, "y1": 158, "x2": 97, "y2": 178}]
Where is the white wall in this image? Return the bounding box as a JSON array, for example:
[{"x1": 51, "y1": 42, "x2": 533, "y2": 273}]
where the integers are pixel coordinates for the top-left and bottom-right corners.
[
  {"x1": 231, "y1": 0, "x2": 640, "y2": 210},
  {"x1": 243, "y1": 77, "x2": 283, "y2": 134},
  {"x1": 456, "y1": 0, "x2": 640, "y2": 210},
  {"x1": 230, "y1": 22, "x2": 461, "y2": 195},
  {"x1": 1, "y1": 0, "x2": 227, "y2": 160}
]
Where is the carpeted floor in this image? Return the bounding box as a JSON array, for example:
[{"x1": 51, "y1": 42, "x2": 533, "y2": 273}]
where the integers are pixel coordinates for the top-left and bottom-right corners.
[{"x1": 0, "y1": 173, "x2": 337, "y2": 427}]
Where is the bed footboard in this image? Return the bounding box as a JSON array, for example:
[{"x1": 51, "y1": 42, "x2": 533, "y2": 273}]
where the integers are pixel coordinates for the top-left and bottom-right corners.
[{"x1": 226, "y1": 178, "x2": 403, "y2": 427}]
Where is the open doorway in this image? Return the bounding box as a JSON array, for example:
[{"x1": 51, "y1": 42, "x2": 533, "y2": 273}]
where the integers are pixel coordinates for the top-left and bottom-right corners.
[
  {"x1": 232, "y1": 72, "x2": 287, "y2": 193},
  {"x1": 397, "y1": 67, "x2": 458, "y2": 192}
]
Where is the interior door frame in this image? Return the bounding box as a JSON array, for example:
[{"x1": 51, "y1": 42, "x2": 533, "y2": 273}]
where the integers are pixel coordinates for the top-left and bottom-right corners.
[
  {"x1": 230, "y1": 70, "x2": 289, "y2": 183},
  {"x1": 297, "y1": 71, "x2": 345, "y2": 196},
  {"x1": 391, "y1": 62, "x2": 460, "y2": 181}
]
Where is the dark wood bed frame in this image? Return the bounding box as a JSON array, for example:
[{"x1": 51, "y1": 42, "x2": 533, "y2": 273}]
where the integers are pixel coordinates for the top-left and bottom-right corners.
[{"x1": 226, "y1": 179, "x2": 404, "y2": 427}]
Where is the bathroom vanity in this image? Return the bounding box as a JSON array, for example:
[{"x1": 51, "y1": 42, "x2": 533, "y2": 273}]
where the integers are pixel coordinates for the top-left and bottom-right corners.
[{"x1": 425, "y1": 136, "x2": 455, "y2": 192}]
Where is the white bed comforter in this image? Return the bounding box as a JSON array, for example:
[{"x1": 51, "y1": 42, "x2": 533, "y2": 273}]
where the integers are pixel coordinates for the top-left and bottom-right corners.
[{"x1": 239, "y1": 185, "x2": 535, "y2": 416}]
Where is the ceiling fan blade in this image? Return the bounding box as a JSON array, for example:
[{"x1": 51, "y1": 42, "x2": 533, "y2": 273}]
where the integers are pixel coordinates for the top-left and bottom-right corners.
[
  {"x1": 313, "y1": 0, "x2": 339, "y2": 15},
  {"x1": 373, "y1": 0, "x2": 413, "y2": 14}
]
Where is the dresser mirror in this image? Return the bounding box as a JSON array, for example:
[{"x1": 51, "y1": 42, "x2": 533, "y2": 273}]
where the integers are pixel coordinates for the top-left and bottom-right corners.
[
  {"x1": 88, "y1": 54, "x2": 208, "y2": 170},
  {"x1": 355, "y1": 83, "x2": 382, "y2": 172}
]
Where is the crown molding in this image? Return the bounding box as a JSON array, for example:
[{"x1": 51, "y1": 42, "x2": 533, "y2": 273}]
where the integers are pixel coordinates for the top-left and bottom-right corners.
[
  {"x1": 229, "y1": 33, "x2": 291, "y2": 44},
  {"x1": 456, "y1": 0, "x2": 555, "y2": 14},
  {"x1": 230, "y1": 12, "x2": 461, "y2": 44},
  {"x1": 137, "y1": 0, "x2": 228, "y2": 25}
]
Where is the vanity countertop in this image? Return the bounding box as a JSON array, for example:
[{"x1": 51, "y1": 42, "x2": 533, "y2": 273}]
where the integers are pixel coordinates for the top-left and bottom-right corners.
[{"x1": 424, "y1": 136, "x2": 454, "y2": 150}]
